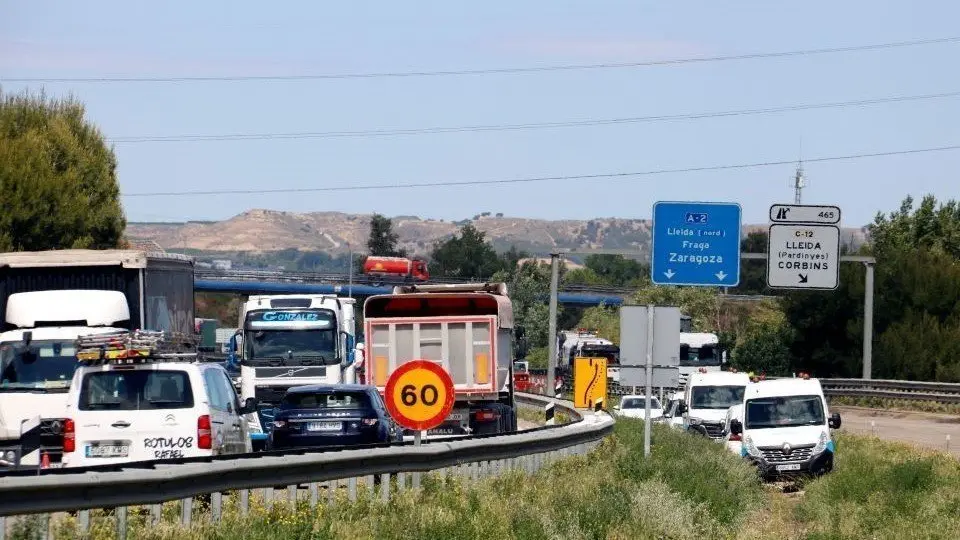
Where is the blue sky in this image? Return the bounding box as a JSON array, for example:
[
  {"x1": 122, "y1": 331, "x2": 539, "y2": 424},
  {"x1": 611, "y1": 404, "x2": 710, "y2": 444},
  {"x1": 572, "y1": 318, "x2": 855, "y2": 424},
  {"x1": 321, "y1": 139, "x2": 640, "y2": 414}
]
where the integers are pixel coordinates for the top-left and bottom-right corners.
[{"x1": 3, "y1": 1, "x2": 959, "y2": 227}]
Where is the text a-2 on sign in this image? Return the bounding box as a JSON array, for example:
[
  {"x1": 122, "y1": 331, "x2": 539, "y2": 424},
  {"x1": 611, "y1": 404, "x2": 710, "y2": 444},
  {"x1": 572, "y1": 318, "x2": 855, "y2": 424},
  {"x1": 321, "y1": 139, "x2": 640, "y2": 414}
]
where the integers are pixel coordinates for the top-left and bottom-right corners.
[
  {"x1": 651, "y1": 201, "x2": 742, "y2": 287},
  {"x1": 766, "y1": 224, "x2": 840, "y2": 290}
]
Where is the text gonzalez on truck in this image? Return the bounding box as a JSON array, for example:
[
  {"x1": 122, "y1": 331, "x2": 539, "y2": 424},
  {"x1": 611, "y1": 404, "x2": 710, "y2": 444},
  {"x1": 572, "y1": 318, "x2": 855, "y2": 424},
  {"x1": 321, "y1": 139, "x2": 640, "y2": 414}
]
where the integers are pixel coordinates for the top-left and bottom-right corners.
[
  {"x1": 227, "y1": 294, "x2": 360, "y2": 449},
  {"x1": 360, "y1": 282, "x2": 518, "y2": 437},
  {"x1": 0, "y1": 249, "x2": 194, "y2": 469}
]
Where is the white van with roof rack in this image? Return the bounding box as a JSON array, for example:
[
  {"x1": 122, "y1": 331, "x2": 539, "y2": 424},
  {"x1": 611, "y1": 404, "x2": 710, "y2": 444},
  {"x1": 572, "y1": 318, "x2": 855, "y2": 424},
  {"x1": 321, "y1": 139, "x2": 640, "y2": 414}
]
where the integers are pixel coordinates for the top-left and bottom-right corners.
[
  {"x1": 727, "y1": 376, "x2": 841, "y2": 480},
  {"x1": 61, "y1": 330, "x2": 257, "y2": 468}
]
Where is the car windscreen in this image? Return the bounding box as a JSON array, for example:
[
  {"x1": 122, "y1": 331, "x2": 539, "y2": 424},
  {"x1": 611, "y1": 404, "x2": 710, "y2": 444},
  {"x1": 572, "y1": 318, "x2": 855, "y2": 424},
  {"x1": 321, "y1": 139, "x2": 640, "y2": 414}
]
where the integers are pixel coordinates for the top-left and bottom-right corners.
[
  {"x1": 690, "y1": 385, "x2": 746, "y2": 409},
  {"x1": 79, "y1": 370, "x2": 194, "y2": 411},
  {"x1": 745, "y1": 394, "x2": 825, "y2": 429},
  {"x1": 621, "y1": 397, "x2": 661, "y2": 410},
  {"x1": 279, "y1": 391, "x2": 371, "y2": 410}
]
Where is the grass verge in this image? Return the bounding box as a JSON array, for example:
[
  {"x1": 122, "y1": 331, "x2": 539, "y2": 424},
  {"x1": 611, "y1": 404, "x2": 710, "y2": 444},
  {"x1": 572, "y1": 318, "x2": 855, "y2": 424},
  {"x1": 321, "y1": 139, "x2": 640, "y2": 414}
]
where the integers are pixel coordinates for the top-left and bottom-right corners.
[
  {"x1": 829, "y1": 395, "x2": 960, "y2": 416},
  {"x1": 789, "y1": 431, "x2": 960, "y2": 540},
  {"x1": 32, "y1": 420, "x2": 762, "y2": 540}
]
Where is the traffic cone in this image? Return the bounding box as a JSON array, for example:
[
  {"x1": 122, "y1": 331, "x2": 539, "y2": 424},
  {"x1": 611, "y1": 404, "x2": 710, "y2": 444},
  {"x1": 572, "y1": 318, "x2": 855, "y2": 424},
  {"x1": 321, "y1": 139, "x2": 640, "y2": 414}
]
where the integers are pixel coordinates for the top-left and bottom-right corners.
[{"x1": 40, "y1": 452, "x2": 50, "y2": 469}]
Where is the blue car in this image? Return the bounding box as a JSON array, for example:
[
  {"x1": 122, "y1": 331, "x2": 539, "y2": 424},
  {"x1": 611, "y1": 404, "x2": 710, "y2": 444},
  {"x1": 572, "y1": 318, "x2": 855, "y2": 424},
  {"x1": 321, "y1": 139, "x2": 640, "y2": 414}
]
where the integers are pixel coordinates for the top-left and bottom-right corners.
[{"x1": 268, "y1": 384, "x2": 403, "y2": 450}]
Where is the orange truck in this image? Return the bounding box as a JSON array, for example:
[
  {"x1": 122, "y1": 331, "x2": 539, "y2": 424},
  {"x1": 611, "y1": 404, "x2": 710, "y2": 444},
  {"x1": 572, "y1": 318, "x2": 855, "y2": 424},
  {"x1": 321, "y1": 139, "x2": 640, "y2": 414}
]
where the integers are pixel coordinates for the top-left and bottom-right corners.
[
  {"x1": 361, "y1": 283, "x2": 518, "y2": 437},
  {"x1": 361, "y1": 256, "x2": 429, "y2": 284}
]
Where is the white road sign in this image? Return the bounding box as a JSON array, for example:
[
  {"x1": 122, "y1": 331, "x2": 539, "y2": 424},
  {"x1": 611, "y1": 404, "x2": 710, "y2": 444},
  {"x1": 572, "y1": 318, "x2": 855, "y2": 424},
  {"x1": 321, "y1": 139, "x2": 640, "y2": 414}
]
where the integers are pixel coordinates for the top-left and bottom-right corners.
[
  {"x1": 769, "y1": 204, "x2": 841, "y2": 225},
  {"x1": 767, "y1": 224, "x2": 841, "y2": 289}
]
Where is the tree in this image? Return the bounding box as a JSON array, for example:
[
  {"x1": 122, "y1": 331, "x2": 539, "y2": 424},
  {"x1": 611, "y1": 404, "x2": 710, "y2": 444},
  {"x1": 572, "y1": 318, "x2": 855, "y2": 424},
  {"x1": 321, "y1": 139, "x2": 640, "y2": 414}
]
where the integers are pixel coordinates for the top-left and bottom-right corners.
[
  {"x1": 491, "y1": 259, "x2": 563, "y2": 349},
  {"x1": 584, "y1": 254, "x2": 649, "y2": 287},
  {"x1": 731, "y1": 231, "x2": 776, "y2": 295},
  {"x1": 366, "y1": 213, "x2": 406, "y2": 257},
  {"x1": 429, "y1": 224, "x2": 503, "y2": 278},
  {"x1": 731, "y1": 303, "x2": 794, "y2": 375},
  {"x1": 0, "y1": 89, "x2": 125, "y2": 251}
]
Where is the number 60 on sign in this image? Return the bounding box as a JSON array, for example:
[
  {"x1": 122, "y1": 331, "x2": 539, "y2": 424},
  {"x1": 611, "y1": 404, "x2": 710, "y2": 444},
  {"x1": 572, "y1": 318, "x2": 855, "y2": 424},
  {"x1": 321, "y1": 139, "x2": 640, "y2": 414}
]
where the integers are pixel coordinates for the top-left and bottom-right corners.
[{"x1": 384, "y1": 360, "x2": 456, "y2": 431}]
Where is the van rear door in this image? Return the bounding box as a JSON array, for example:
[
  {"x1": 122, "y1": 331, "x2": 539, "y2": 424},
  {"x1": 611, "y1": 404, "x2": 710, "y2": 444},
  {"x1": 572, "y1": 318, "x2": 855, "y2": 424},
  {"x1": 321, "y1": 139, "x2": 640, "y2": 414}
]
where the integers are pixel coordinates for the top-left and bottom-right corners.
[{"x1": 70, "y1": 365, "x2": 204, "y2": 465}]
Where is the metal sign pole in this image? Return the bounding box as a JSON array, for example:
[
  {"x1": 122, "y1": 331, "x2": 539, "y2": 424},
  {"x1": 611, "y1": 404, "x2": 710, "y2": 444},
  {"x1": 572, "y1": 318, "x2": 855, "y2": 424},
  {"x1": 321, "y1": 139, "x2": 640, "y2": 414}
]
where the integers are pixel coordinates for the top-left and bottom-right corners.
[
  {"x1": 412, "y1": 430, "x2": 422, "y2": 490},
  {"x1": 862, "y1": 262, "x2": 875, "y2": 379},
  {"x1": 644, "y1": 304, "x2": 654, "y2": 457}
]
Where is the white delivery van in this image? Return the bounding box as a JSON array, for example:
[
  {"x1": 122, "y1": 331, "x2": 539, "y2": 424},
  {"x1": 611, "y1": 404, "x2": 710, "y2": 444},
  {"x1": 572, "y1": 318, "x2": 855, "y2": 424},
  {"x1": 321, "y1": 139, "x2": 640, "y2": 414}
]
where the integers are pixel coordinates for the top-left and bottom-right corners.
[
  {"x1": 727, "y1": 377, "x2": 841, "y2": 480},
  {"x1": 679, "y1": 370, "x2": 751, "y2": 440},
  {"x1": 61, "y1": 331, "x2": 257, "y2": 468}
]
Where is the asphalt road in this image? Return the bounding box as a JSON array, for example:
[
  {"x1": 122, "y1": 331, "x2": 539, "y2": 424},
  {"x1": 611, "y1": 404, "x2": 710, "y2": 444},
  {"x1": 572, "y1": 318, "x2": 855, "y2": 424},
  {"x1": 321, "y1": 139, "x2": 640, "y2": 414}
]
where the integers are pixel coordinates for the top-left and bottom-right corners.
[{"x1": 833, "y1": 406, "x2": 960, "y2": 457}]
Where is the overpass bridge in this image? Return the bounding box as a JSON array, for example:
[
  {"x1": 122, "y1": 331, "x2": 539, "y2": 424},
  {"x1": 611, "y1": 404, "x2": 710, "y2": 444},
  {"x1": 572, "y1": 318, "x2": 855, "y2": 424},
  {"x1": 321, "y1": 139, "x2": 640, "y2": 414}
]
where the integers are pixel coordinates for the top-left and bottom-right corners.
[{"x1": 193, "y1": 269, "x2": 628, "y2": 306}]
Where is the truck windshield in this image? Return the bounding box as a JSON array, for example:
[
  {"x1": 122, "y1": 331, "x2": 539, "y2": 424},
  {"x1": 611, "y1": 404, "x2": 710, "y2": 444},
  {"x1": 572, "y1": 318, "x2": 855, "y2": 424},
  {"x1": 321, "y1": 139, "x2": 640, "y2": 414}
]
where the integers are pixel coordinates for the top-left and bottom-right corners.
[
  {"x1": 745, "y1": 395, "x2": 825, "y2": 429},
  {"x1": 690, "y1": 385, "x2": 745, "y2": 410},
  {"x1": 244, "y1": 329, "x2": 339, "y2": 366},
  {"x1": 0, "y1": 340, "x2": 77, "y2": 392},
  {"x1": 679, "y1": 344, "x2": 720, "y2": 367}
]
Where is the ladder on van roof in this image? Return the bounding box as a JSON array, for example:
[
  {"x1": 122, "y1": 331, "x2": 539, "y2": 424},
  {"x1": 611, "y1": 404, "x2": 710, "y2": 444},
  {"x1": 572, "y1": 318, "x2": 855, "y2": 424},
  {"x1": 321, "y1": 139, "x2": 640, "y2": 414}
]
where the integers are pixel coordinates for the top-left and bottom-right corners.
[{"x1": 75, "y1": 330, "x2": 201, "y2": 365}]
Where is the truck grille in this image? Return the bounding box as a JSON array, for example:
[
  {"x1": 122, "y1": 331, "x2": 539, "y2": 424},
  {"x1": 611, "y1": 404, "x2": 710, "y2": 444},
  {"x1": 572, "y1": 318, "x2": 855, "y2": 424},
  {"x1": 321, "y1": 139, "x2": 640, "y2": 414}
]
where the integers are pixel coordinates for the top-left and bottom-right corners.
[
  {"x1": 759, "y1": 444, "x2": 815, "y2": 463},
  {"x1": 701, "y1": 421, "x2": 724, "y2": 439}
]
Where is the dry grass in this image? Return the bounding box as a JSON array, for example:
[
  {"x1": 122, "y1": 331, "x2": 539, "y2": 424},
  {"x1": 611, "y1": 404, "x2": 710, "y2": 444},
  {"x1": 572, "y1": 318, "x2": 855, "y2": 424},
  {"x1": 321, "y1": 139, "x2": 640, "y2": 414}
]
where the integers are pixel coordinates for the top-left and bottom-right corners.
[{"x1": 829, "y1": 395, "x2": 960, "y2": 416}]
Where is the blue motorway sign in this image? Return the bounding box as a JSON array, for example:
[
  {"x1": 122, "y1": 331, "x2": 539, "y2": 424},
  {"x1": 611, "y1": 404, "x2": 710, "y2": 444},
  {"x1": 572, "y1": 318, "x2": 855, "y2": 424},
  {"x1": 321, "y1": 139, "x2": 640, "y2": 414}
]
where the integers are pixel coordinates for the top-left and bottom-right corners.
[{"x1": 651, "y1": 201, "x2": 742, "y2": 287}]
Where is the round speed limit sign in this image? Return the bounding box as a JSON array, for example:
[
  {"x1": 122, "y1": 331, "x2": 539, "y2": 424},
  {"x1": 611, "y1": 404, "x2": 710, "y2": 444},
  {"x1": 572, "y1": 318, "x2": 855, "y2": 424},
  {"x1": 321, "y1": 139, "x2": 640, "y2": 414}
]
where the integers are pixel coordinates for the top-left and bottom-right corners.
[{"x1": 384, "y1": 360, "x2": 455, "y2": 431}]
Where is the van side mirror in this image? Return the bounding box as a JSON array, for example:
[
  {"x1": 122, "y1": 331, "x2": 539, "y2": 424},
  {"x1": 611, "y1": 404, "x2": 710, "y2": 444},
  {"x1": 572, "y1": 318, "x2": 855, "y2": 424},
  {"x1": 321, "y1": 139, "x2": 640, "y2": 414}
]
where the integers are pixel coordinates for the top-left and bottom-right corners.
[
  {"x1": 729, "y1": 419, "x2": 743, "y2": 435},
  {"x1": 677, "y1": 402, "x2": 688, "y2": 415},
  {"x1": 239, "y1": 397, "x2": 258, "y2": 415},
  {"x1": 829, "y1": 412, "x2": 842, "y2": 429}
]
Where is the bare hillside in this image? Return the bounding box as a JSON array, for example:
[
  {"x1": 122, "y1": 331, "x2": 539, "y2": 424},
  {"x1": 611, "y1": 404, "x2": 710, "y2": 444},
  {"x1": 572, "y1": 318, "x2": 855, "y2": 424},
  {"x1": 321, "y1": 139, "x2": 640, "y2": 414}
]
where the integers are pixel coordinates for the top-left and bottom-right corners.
[{"x1": 127, "y1": 209, "x2": 867, "y2": 256}]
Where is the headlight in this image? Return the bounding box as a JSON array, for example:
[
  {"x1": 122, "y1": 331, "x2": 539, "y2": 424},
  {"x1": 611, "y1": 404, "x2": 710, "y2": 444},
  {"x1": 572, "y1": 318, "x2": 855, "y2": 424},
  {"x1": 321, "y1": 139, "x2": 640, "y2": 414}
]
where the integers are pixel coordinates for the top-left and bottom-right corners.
[
  {"x1": 813, "y1": 430, "x2": 829, "y2": 454},
  {"x1": 688, "y1": 417, "x2": 702, "y2": 425},
  {"x1": 3, "y1": 450, "x2": 15, "y2": 462},
  {"x1": 744, "y1": 435, "x2": 761, "y2": 457}
]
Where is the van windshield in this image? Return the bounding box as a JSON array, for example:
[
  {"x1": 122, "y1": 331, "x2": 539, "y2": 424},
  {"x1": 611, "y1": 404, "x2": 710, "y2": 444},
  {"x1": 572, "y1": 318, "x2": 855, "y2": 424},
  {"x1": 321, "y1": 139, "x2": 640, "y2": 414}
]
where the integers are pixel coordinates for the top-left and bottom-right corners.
[
  {"x1": 745, "y1": 395, "x2": 825, "y2": 429},
  {"x1": 0, "y1": 340, "x2": 77, "y2": 392},
  {"x1": 690, "y1": 385, "x2": 745, "y2": 409},
  {"x1": 79, "y1": 370, "x2": 194, "y2": 411}
]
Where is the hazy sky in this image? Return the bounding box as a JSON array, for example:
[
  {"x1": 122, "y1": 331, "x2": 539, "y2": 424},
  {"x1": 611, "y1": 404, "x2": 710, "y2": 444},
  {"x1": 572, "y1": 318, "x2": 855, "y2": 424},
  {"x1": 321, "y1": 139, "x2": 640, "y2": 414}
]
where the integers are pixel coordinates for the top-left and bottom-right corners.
[{"x1": 3, "y1": 1, "x2": 959, "y2": 227}]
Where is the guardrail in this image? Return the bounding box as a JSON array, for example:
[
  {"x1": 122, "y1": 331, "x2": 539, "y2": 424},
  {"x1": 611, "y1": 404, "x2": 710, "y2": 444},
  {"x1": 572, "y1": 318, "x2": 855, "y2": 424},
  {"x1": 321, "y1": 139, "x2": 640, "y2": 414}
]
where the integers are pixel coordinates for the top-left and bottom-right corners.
[
  {"x1": 526, "y1": 370, "x2": 960, "y2": 404},
  {"x1": 0, "y1": 392, "x2": 609, "y2": 537},
  {"x1": 820, "y1": 378, "x2": 960, "y2": 404}
]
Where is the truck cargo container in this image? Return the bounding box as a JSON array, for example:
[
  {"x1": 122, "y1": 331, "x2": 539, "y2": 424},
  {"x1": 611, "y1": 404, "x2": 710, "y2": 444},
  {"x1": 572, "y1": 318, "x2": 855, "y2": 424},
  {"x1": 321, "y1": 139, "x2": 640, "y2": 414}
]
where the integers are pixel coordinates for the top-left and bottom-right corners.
[{"x1": 362, "y1": 283, "x2": 517, "y2": 437}]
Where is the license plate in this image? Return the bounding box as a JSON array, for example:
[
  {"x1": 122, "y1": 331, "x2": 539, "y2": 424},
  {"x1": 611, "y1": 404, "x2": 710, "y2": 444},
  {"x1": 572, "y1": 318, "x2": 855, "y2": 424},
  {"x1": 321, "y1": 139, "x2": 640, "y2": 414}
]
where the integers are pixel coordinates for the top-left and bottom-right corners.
[
  {"x1": 85, "y1": 443, "x2": 129, "y2": 458},
  {"x1": 776, "y1": 463, "x2": 802, "y2": 472},
  {"x1": 428, "y1": 428, "x2": 457, "y2": 435},
  {"x1": 307, "y1": 421, "x2": 341, "y2": 432}
]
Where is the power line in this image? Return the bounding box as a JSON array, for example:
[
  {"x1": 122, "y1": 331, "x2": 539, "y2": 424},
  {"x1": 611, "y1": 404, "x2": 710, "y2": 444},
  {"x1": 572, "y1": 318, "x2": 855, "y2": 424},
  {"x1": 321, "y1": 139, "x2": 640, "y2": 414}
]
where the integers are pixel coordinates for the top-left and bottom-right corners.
[
  {"x1": 106, "y1": 90, "x2": 960, "y2": 143},
  {"x1": 6, "y1": 35, "x2": 960, "y2": 84},
  {"x1": 121, "y1": 144, "x2": 960, "y2": 197}
]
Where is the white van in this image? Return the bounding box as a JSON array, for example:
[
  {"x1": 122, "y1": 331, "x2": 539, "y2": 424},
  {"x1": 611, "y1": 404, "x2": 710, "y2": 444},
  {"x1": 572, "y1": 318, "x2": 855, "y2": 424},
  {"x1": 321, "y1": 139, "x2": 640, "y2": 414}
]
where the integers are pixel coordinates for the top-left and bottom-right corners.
[
  {"x1": 61, "y1": 331, "x2": 256, "y2": 468},
  {"x1": 679, "y1": 370, "x2": 751, "y2": 440},
  {"x1": 727, "y1": 378, "x2": 841, "y2": 480}
]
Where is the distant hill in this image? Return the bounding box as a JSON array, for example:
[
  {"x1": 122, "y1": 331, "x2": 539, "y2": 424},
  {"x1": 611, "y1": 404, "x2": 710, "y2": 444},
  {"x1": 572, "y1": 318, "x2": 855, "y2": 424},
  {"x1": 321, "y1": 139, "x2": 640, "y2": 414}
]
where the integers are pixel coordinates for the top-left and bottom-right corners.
[{"x1": 127, "y1": 209, "x2": 869, "y2": 258}]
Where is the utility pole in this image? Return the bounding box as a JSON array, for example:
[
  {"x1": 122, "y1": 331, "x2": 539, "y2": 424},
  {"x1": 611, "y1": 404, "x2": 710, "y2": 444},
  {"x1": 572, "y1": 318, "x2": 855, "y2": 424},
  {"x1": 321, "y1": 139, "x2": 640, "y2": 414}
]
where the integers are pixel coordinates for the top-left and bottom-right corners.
[
  {"x1": 793, "y1": 162, "x2": 805, "y2": 204},
  {"x1": 347, "y1": 242, "x2": 353, "y2": 298},
  {"x1": 545, "y1": 253, "x2": 561, "y2": 399}
]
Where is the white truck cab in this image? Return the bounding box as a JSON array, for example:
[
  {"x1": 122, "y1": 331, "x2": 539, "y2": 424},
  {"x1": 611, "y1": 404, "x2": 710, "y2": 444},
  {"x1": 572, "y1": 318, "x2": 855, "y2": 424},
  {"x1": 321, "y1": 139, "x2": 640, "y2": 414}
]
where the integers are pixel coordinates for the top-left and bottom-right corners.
[
  {"x1": 61, "y1": 330, "x2": 256, "y2": 468},
  {"x1": 727, "y1": 377, "x2": 841, "y2": 480},
  {"x1": 0, "y1": 290, "x2": 132, "y2": 468},
  {"x1": 680, "y1": 370, "x2": 751, "y2": 440},
  {"x1": 228, "y1": 294, "x2": 359, "y2": 449}
]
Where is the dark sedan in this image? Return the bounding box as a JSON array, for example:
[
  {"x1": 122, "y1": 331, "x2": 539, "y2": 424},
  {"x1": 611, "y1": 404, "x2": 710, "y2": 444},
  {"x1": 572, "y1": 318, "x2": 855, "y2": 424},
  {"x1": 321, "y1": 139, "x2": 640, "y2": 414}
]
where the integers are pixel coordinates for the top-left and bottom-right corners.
[{"x1": 268, "y1": 384, "x2": 403, "y2": 450}]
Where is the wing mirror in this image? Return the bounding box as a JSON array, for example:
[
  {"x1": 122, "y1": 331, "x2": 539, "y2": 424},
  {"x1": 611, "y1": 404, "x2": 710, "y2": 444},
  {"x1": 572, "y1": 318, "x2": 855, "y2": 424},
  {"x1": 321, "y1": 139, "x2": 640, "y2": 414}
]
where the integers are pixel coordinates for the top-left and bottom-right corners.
[
  {"x1": 677, "y1": 402, "x2": 688, "y2": 415},
  {"x1": 828, "y1": 412, "x2": 842, "y2": 429},
  {"x1": 729, "y1": 419, "x2": 743, "y2": 435},
  {"x1": 239, "y1": 397, "x2": 258, "y2": 415}
]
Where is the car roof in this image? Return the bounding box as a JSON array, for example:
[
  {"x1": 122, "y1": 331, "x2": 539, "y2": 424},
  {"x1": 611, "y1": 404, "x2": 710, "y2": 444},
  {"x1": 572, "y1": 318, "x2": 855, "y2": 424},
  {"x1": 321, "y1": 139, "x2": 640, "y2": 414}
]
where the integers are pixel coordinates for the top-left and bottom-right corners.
[
  {"x1": 745, "y1": 378, "x2": 824, "y2": 399},
  {"x1": 286, "y1": 384, "x2": 375, "y2": 394}
]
